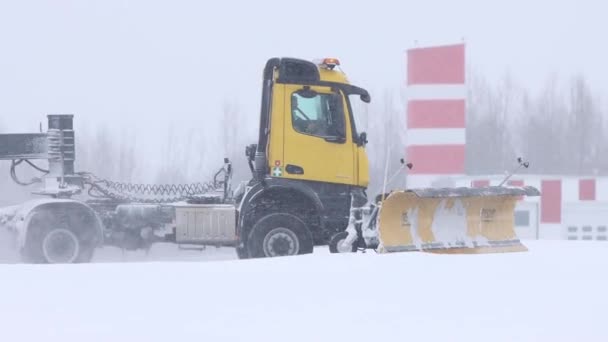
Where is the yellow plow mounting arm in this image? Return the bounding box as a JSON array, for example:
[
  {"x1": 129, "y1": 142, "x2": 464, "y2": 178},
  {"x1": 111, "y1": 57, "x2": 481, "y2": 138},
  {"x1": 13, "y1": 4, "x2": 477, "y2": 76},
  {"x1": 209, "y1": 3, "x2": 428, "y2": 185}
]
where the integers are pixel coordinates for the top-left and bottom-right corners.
[{"x1": 376, "y1": 186, "x2": 541, "y2": 254}]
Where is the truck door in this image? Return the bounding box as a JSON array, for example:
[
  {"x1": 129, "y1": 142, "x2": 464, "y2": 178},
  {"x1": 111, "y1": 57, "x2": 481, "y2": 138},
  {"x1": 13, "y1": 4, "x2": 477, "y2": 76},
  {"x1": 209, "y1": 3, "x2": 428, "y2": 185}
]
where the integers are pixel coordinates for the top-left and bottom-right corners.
[{"x1": 280, "y1": 84, "x2": 355, "y2": 185}]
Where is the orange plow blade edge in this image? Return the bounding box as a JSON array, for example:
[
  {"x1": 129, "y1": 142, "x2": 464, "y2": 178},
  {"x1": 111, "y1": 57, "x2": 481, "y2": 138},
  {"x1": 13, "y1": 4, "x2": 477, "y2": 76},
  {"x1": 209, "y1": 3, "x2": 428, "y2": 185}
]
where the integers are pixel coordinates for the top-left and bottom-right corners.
[{"x1": 376, "y1": 186, "x2": 541, "y2": 254}]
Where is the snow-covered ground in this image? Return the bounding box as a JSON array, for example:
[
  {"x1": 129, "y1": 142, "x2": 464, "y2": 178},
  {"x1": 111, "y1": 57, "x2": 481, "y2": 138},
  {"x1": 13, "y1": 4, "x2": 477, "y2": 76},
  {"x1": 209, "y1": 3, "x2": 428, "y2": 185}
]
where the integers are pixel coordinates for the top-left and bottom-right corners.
[{"x1": 0, "y1": 241, "x2": 607, "y2": 341}]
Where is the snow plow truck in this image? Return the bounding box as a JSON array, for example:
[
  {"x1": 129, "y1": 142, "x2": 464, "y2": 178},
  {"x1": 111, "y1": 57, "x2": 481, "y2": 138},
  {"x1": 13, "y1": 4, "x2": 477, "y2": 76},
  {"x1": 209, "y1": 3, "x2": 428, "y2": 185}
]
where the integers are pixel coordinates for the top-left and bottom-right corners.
[{"x1": 0, "y1": 57, "x2": 540, "y2": 263}]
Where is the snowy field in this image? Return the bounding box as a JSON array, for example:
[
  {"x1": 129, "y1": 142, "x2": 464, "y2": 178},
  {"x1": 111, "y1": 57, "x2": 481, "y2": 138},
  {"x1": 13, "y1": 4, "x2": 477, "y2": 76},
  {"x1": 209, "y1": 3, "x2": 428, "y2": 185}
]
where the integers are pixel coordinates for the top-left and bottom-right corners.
[{"x1": 0, "y1": 240, "x2": 607, "y2": 342}]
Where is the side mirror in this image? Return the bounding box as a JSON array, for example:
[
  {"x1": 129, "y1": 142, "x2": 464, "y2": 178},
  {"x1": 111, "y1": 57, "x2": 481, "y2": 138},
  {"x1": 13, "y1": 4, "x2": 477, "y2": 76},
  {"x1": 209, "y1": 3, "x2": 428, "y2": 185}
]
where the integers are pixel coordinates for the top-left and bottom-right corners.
[
  {"x1": 358, "y1": 132, "x2": 368, "y2": 146},
  {"x1": 360, "y1": 93, "x2": 371, "y2": 103}
]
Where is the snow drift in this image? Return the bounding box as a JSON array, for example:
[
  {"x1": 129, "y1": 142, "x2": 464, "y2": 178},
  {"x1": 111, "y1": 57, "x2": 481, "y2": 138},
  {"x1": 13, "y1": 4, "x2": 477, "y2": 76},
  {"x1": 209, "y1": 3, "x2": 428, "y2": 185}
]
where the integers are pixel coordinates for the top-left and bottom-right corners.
[{"x1": 0, "y1": 240, "x2": 606, "y2": 341}]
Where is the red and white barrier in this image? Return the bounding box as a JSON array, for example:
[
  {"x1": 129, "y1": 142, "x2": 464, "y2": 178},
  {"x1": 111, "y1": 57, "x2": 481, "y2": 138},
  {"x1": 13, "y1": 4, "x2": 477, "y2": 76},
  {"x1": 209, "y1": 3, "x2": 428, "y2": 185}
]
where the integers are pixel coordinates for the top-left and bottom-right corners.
[{"x1": 468, "y1": 176, "x2": 608, "y2": 240}]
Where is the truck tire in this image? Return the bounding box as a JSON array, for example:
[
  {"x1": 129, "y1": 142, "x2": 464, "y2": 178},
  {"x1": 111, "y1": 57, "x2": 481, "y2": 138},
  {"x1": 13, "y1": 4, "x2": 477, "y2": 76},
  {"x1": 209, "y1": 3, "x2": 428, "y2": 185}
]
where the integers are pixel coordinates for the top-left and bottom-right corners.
[
  {"x1": 247, "y1": 213, "x2": 313, "y2": 258},
  {"x1": 22, "y1": 209, "x2": 96, "y2": 264},
  {"x1": 329, "y1": 231, "x2": 357, "y2": 253},
  {"x1": 236, "y1": 246, "x2": 250, "y2": 259}
]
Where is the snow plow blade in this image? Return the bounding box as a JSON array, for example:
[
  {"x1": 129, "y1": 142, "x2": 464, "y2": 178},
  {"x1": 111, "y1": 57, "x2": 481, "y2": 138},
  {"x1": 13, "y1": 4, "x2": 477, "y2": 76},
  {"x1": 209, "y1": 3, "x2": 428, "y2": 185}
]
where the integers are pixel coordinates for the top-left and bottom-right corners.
[{"x1": 376, "y1": 186, "x2": 541, "y2": 254}]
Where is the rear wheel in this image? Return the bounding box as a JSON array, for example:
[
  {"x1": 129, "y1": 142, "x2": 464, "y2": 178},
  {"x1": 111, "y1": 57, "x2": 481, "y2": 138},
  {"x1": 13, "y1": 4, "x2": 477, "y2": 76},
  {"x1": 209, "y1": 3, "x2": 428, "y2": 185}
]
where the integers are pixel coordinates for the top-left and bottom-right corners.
[
  {"x1": 329, "y1": 231, "x2": 357, "y2": 253},
  {"x1": 41, "y1": 228, "x2": 80, "y2": 263},
  {"x1": 247, "y1": 213, "x2": 313, "y2": 258},
  {"x1": 22, "y1": 209, "x2": 97, "y2": 264}
]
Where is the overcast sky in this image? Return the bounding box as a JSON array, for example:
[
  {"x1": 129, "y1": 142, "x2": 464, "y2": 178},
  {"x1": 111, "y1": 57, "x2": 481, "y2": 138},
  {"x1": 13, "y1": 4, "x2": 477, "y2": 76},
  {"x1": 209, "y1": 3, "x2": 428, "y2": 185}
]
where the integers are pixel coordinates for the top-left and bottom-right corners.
[{"x1": 0, "y1": 0, "x2": 606, "y2": 179}]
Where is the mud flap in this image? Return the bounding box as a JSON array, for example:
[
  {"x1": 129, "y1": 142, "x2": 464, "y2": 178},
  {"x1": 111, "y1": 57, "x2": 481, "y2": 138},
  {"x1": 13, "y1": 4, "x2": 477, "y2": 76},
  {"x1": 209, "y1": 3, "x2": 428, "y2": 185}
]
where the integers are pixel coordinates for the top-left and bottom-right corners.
[{"x1": 376, "y1": 186, "x2": 540, "y2": 254}]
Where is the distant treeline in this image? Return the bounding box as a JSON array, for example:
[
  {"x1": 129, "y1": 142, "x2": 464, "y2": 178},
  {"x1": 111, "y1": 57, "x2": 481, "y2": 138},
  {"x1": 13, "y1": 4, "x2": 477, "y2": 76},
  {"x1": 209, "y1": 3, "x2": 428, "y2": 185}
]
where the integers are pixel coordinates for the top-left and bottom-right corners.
[{"x1": 466, "y1": 71, "x2": 607, "y2": 176}]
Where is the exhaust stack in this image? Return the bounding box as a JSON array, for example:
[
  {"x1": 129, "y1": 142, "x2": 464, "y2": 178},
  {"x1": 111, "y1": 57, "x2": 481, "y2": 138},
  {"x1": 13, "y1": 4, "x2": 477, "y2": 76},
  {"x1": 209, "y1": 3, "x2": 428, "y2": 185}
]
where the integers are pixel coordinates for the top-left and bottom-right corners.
[{"x1": 38, "y1": 114, "x2": 83, "y2": 197}]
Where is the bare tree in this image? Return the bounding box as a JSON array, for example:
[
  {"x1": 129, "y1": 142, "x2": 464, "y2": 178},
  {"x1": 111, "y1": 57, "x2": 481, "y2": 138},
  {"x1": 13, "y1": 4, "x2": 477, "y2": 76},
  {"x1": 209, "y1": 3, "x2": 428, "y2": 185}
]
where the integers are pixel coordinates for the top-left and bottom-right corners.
[
  {"x1": 155, "y1": 124, "x2": 190, "y2": 184},
  {"x1": 466, "y1": 70, "x2": 520, "y2": 174},
  {"x1": 365, "y1": 89, "x2": 406, "y2": 196},
  {"x1": 220, "y1": 99, "x2": 251, "y2": 183},
  {"x1": 567, "y1": 75, "x2": 602, "y2": 174},
  {"x1": 512, "y1": 73, "x2": 607, "y2": 175}
]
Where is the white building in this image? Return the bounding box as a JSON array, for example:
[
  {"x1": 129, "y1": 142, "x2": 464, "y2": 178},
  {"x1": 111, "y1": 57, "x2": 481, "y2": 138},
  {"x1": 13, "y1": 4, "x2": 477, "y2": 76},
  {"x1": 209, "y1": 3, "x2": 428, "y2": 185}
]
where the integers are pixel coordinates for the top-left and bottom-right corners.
[{"x1": 452, "y1": 175, "x2": 608, "y2": 241}]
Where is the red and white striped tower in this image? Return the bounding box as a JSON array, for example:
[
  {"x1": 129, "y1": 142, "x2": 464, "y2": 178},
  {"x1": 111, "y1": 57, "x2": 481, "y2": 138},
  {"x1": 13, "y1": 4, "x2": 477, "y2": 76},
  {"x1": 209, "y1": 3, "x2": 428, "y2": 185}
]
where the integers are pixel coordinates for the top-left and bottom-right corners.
[{"x1": 405, "y1": 43, "x2": 466, "y2": 188}]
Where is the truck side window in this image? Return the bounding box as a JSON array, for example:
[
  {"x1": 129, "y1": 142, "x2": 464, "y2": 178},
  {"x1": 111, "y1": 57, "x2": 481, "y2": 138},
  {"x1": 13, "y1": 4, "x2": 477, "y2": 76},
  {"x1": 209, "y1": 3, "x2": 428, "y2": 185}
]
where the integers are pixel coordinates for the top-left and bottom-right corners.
[{"x1": 291, "y1": 90, "x2": 345, "y2": 140}]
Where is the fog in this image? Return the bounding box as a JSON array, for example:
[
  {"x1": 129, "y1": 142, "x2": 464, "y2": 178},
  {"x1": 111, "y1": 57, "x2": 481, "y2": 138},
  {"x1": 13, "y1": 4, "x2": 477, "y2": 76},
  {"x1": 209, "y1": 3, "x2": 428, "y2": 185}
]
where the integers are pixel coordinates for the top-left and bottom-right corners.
[{"x1": 1, "y1": 0, "x2": 607, "y2": 202}]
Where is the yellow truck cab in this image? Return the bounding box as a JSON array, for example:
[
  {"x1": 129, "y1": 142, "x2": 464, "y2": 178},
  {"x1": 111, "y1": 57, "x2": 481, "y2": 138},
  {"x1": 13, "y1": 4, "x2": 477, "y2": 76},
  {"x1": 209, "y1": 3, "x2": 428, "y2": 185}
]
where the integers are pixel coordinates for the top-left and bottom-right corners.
[{"x1": 237, "y1": 57, "x2": 372, "y2": 258}]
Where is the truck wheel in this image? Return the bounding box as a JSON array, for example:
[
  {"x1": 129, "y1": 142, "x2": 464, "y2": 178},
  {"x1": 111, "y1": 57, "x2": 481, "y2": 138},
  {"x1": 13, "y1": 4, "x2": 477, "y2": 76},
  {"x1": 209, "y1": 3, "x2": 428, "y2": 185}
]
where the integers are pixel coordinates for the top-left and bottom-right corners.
[
  {"x1": 247, "y1": 213, "x2": 313, "y2": 258},
  {"x1": 41, "y1": 228, "x2": 80, "y2": 263},
  {"x1": 236, "y1": 246, "x2": 250, "y2": 259},
  {"x1": 329, "y1": 231, "x2": 357, "y2": 253},
  {"x1": 22, "y1": 209, "x2": 96, "y2": 264}
]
